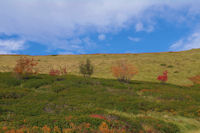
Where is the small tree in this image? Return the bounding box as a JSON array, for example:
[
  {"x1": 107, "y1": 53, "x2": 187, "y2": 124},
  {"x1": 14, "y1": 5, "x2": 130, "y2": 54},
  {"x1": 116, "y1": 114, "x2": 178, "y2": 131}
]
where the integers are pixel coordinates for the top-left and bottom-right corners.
[
  {"x1": 13, "y1": 56, "x2": 39, "y2": 79},
  {"x1": 79, "y1": 59, "x2": 94, "y2": 77},
  {"x1": 111, "y1": 60, "x2": 138, "y2": 82}
]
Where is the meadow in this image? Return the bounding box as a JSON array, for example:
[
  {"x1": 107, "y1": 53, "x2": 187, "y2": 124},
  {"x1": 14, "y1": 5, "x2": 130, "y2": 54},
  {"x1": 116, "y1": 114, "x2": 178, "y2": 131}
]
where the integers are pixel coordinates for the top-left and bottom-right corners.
[
  {"x1": 0, "y1": 49, "x2": 200, "y2": 133},
  {"x1": 0, "y1": 49, "x2": 200, "y2": 86}
]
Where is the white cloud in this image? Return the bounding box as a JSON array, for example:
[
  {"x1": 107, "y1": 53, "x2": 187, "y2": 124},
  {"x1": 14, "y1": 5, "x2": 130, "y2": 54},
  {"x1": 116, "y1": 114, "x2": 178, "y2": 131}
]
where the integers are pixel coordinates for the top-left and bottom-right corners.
[
  {"x1": 98, "y1": 34, "x2": 106, "y2": 41},
  {"x1": 128, "y1": 36, "x2": 141, "y2": 42},
  {"x1": 135, "y1": 23, "x2": 144, "y2": 32},
  {"x1": 0, "y1": 39, "x2": 25, "y2": 54},
  {"x1": 135, "y1": 22, "x2": 154, "y2": 32},
  {"x1": 170, "y1": 32, "x2": 200, "y2": 51},
  {"x1": 0, "y1": 0, "x2": 200, "y2": 52}
]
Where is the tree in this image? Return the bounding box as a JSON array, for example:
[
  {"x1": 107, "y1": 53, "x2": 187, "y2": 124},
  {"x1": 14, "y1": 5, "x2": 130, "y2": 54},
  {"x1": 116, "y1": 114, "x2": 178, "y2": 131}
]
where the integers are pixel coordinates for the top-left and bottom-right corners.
[
  {"x1": 79, "y1": 59, "x2": 94, "y2": 77},
  {"x1": 111, "y1": 60, "x2": 138, "y2": 82},
  {"x1": 13, "y1": 56, "x2": 39, "y2": 79}
]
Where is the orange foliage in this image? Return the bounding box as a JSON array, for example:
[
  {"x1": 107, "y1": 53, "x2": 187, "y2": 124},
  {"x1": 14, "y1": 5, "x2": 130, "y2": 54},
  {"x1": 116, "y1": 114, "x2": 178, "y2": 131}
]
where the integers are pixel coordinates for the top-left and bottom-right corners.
[
  {"x1": 13, "y1": 56, "x2": 39, "y2": 77},
  {"x1": 98, "y1": 122, "x2": 126, "y2": 133},
  {"x1": 53, "y1": 126, "x2": 61, "y2": 133},
  {"x1": 42, "y1": 125, "x2": 51, "y2": 133},
  {"x1": 111, "y1": 60, "x2": 138, "y2": 82},
  {"x1": 188, "y1": 75, "x2": 200, "y2": 85},
  {"x1": 1, "y1": 122, "x2": 128, "y2": 133}
]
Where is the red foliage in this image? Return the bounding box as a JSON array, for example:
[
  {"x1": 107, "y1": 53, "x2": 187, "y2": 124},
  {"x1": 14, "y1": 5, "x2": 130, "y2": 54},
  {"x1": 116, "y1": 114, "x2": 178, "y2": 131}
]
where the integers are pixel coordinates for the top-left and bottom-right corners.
[
  {"x1": 188, "y1": 75, "x2": 200, "y2": 85},
  {"x1": 90, "y1": 114, "x2": 107, "y2": 120},
  {"x1": 49, "y1": 68, "x2": 60, "y2": 76},
  {"x1": 13, "y1": 56, "x2": 39, "y2": 76},
  {"x1": 49, "y1": 66, "x2": 67, "y2": 76},
  {"x1": 157, "y1": 70, "x2": 168, "y2": 82}
]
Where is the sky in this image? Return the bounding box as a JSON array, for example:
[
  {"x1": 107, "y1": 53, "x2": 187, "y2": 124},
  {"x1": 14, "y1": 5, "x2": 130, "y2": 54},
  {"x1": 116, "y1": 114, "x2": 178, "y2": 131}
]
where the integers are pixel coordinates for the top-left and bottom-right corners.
[{"x1": 0, "y1": 0, "x2": 200, "y2": 55}]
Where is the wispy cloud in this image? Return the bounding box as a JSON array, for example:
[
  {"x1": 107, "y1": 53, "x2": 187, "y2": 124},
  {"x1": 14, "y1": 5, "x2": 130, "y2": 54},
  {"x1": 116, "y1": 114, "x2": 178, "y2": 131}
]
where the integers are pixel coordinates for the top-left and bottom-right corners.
[
  {"x1": 170, "y1": 32, "x2": 200, "y2": 51},
  {"x1": 0, "y1": 39, "x2": 25, "y2": 54},
  {"x1": 98, "y1": 34, "x2": 106, "y2": 41},
  {"x1": 128, "y1": 36, "x2": 141, "y2": 42}
]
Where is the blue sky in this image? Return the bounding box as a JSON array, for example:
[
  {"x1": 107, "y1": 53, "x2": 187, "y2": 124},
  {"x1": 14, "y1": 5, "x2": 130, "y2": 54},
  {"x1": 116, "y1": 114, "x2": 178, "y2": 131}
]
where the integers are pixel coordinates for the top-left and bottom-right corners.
[{"x1": 0, "y1": 0, "x2": 200, "y2": 55}]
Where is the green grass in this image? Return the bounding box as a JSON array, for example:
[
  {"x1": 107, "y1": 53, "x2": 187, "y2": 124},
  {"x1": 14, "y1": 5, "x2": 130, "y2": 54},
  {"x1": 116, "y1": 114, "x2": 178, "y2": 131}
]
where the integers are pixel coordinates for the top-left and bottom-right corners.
[
  {"x1": 0, "y1": 49, "x2": 200, "y2": 85},
  {"x1": 0, "y1": 73, "x2": 200, "y2": 132}
]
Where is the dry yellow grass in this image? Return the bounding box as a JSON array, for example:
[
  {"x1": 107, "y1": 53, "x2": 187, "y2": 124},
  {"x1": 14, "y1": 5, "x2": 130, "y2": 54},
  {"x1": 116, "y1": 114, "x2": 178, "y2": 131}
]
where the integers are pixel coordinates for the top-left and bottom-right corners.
[{"x1": 0, "y1": 49, "x2": 200, "y2": 85}]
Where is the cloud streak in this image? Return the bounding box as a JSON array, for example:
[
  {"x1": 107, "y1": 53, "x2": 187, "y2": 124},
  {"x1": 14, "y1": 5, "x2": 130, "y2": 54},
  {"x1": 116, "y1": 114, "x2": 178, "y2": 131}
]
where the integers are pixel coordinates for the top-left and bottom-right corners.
[{"x1": 170, "y1": 32, "x2": 200, "y2": 51}]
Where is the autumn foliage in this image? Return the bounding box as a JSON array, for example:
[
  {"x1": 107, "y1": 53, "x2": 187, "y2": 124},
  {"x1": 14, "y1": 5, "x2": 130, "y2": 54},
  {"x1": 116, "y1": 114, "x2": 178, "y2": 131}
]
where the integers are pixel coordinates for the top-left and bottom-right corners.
[
  {"x1": 13, "y1": 56, "x2": 39, "y2": 78},
  {"x1": 49, "y1": 66, "x2": 67, "y2": 76},
  {"x1": 188, "y1": 75, "x2": 200, "y2": 85},
  {"x1": 111, "y1": 60, "x2": 138, "y2": 82},
  {"x1": 157, "y1": 70, "x2": 168, "y2": 82}
]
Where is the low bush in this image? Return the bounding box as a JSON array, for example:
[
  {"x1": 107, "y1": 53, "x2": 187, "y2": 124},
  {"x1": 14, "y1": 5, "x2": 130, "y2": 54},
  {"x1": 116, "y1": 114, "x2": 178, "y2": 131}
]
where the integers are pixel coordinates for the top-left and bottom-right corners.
[
  {"x1": 0, "y1": 89, "x2": 26, "y2": 99},
  {"x1": 157, "y1": 70, "x2": 168, "y2": 83},
  {"x1": 188, "y1": 75, "x2": 200, "y2": 85},
  {"x1": 23, "y1": 79, "x2": 53, "y2": 89},
  {"x1": 51, "y1": 84, "x2": 67, "y2": 94},
  {"x1": 0, "y1": 72, "x2": 22, "y2": 87},
  {"x1": 49, "y1": 66, "x2": 67, "y2": 76}
]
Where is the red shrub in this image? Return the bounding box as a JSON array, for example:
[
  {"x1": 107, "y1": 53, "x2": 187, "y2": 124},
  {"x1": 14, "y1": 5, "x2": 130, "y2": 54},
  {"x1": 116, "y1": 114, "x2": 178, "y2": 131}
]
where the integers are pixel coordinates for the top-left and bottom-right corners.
[
  {"x1": 49, "y1": 68, "x2": 60, "y2": 76},
  {"x1": 157, "y1": 70, "x2": 168, "y2": 82},
  {"x1": 49, "y1": 66, "x2": 67, "y2": 76},
  {"x1": 111, "y1": 60, "x2": 138, "y2": 82},
  {"x1": 90, "y1": 114, "x2": 107, "y2": 120},
  {"x1": 188, "y1": 75, "x2": 200, "y2": 85},
  {"x1": 13, "y1": 56, "x2": 39, "y2": 77}
]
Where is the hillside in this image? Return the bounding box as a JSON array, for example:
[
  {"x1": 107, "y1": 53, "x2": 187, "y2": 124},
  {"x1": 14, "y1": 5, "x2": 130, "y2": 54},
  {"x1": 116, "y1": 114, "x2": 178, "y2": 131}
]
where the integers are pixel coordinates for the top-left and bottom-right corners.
[
  {"x1": 0, "y1": 49, "x2": 200, "y2": 85},
  {"x1": 0, "y1": 73, "x2": 200, "y2": 132}
]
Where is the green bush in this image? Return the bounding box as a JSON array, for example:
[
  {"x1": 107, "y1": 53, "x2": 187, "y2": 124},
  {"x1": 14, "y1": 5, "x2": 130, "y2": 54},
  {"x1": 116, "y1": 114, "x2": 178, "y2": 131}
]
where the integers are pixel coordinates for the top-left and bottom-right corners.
[
  {"x1": 0, "y1": 73, "x2": 21, "y2": 87},
  {"x1": 0, "y1": 89, "x2": 26, "y2": 99},
  {"x1": 51, "y1": 84, "x2": 67, "y2": 94},
  {"x1": 23, "y1": 79, "x2": 53, "y2": 89}
]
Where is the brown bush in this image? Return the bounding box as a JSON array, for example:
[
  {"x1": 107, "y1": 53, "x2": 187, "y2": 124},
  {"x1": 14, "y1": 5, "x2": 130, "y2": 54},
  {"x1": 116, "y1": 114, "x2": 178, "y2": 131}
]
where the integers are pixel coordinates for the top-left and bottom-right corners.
[
  {"x1": 111, "y1": 60, "x2": 138, "y2": 82},
  {"x1": 188, "y1": 75, "x2": 200, "y2": 85},
  {"x1": 13, "y1": 56, "x2": 39, "y2": 78},
  {"x1": 49, "y1": 65, "x2": 67, "y2": 76}
]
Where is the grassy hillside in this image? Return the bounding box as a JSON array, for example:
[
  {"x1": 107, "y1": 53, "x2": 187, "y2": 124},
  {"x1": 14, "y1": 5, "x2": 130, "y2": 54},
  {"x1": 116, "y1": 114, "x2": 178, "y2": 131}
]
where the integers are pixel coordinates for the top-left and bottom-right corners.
[
  {"x1": 0, "y1": 49, "x2": 200, "y2": 86},
  {"x1": 0, "y1": 73, "x2": 200, "y2": 133}
]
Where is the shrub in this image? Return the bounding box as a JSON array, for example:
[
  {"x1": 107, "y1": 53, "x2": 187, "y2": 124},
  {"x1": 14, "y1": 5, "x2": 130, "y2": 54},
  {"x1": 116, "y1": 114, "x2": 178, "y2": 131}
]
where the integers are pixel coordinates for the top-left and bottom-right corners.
[
  {"x1": 49, "y1": 66, "x2": 67, "y2": 76},
  {"x1": 157, "y1": 70, "x2": 168, "y2": 83},
  {"x1": 0, "y1": 73, "x2": 22, "y2": 87},
  {"x1": 79, "y1": 59, "x2": 94, "y2": 77},
  {"x1": 49, "y1": 68, "x2": 60, "y2": 76},
  {"x1": 188, "y1": 75, "x2": 200, "y2": 85},
  {"x1": 23, "y1": 79, "x2": 53, "y2": 89},
  {"x1": 13, "y1": 56, "x2": 39, "y2": 79},
  {"x1": 111, "y1": 60, "x2": 138, "y2": 82}
]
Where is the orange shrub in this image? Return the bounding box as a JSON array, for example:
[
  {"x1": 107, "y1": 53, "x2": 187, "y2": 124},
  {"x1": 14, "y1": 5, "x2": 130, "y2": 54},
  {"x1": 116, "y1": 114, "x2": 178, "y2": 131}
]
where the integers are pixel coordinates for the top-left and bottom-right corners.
[
  {"x1": 188, "y1": 75, "x2": 200, "y2": 85},
  {"x1": 111, "y1": 60, "x2": 138, "y2": 82},
  {"x1": 13, "y1": 56, "x2": 39, "y2": 78}
]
